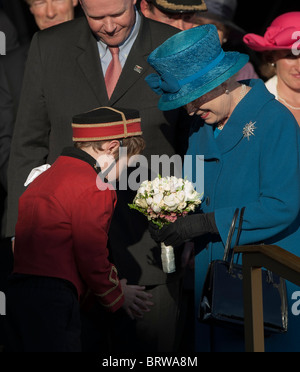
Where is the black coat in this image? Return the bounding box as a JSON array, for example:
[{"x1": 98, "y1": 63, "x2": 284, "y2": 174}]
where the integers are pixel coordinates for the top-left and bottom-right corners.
[
  {"x1": 7, "y1": 15, "x2": 187, "y2": 284},
  {"x1": 0, "y1": 43, "x2": 28, "y2": 236}
]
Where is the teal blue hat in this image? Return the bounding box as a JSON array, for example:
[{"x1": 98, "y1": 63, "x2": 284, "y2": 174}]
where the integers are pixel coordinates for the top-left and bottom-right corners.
[{"x1": 145, "y1": 24, "x2": 249, "y2": 111}]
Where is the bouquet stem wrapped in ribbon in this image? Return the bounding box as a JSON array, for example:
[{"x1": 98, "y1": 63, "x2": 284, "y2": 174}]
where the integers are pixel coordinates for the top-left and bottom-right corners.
[
  {"x1": 160, "y1": 242, "x2": 176, "y2": 274},
  {"x1": 129, "y1": 176, "x2": 202, "y2": 273}
]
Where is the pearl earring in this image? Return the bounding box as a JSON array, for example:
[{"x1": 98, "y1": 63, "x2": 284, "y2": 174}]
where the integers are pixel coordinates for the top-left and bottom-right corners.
[{"x1": 225, "y1": 89, "x2": 230, "y2": 95}]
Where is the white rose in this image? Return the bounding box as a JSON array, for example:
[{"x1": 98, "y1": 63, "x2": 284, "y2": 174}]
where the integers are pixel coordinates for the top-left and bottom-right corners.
[
  {"x1": 170, "y1": 177, "x2": 184, "y2": 193},
  {"x1": 184, "y1": 181, "x2": 198, "y2": 202},
  {"x1": 161, "y1": 177, "x2": 171, "y2": 192},
  {"x1": 137, "y1": 186, "x2": 146, "y2": 196},
  {"x1": 175, "y1": 190, "x2": 185, "y2": 203},
  {"x1": 152, "y1": 178, "x2": 162, "y2": 194},
  {"x1": 151, "y1": 193, "x2": 164, "y2": 213},
  {"x1": 137, "y1": 182, "x2": 146, "y2": 195},
  {"x1": 138, "y1": 180, "x2": 153, "y2": 196},
  {"x1": 178, "y1": 201, "x2": 187, "y2": 211},
  {"x1": 163, "y1": 194, "x2": 180, "y2": 212},
  {"x1": 175, "y1": 191, "x2": 186, "y2": 211},
  {"x1": 146, "y1": 197, "x2": 153, "y2": 206},
  {"x1": 145, "y1": 181, "x2": 153, "y2": 192}
]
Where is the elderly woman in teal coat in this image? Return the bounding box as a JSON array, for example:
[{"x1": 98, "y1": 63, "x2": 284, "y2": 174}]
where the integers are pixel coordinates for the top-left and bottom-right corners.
[{"x1": 146, "y1": 24, "x2": 300, "y2": 352}]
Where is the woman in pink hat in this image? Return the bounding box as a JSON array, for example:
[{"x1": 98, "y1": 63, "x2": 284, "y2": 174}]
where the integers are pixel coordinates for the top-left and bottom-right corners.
[{"x1": 244, "y1": 12, "x2": 300, "y2": 126}]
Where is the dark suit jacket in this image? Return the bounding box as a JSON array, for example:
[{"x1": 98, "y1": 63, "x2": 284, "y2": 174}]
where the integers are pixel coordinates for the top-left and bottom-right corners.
[
  {"x1": 0, "y1": 60, "x2": 13, "y2": 192},
  {"x1": 0, "y1": 9, "x2": 20, "y2": 52},
  {"x1": 0, "y1": 44, "x2": 28, "y2": 237},
  {"x1": 7, "y1": 15, "x2": 186, "y2": 285}
]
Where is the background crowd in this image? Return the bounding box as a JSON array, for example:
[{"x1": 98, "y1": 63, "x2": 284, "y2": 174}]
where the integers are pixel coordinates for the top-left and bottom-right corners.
[{"x1": 0, "y1": 0, "x2": 299, "y2": 353}]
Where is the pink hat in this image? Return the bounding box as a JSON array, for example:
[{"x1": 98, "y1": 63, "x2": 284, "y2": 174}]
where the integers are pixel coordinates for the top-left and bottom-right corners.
[{"x1": 243, "y1": 12, "x2": 300, "y2": 51}]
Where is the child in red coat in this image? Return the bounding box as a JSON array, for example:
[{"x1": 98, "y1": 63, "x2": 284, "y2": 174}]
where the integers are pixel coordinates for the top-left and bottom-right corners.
[{"x1": 5, "y1": 107, "x2": 152, "y2": 351}]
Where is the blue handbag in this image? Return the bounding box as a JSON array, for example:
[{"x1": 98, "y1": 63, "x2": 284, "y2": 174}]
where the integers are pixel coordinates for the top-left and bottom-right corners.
[{"x1": 198, "y1": 208, "x2": 288, "y2": 334}]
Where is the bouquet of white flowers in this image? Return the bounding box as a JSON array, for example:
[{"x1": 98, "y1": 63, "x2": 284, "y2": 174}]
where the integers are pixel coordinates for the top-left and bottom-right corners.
[{"x1": 129, "y1": 176, "x2": 202, "y2": 273}]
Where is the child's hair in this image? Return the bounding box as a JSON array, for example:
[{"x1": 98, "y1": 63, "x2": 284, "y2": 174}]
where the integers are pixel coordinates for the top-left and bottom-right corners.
[{"x1": 75, "y1": 136, "x2": 146, "y2": 158}]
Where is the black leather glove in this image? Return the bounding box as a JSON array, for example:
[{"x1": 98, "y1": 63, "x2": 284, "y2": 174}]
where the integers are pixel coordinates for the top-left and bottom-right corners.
[{"x1": 149, "y1": 213, "x2": 219, "y2": 248}]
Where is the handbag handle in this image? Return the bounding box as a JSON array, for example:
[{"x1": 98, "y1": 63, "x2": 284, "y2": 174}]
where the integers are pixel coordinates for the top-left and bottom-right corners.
[
  {"x1": 234, "y1": 207, "x2": 245, "y2": 248},
  {"x1": 228, "y1": 207, "x2": 246, "y2": 272},
  {"x1": 223, "y1": 208, "x2": 239, "y2": 261},
  {"x1": 223, "y1": 207, "x2": 245, "y2": 262}
]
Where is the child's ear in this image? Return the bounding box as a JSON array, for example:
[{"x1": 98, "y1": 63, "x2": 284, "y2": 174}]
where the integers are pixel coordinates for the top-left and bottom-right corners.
[{"x1": 106, "y1": 140, "x2": 120, "y2": 155}]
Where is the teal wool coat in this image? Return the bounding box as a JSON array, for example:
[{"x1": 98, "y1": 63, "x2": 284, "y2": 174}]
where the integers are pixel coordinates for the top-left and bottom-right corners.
[{"x1": 185, "y1": 79, "x2": 300, "y2": 352}]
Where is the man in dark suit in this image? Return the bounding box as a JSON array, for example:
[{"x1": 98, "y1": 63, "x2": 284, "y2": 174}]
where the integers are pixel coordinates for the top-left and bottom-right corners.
[
  {"x1": 0, "y1": 62, "x2": 13, "y2": 191},
  {"x1": 0, "y1": 10, "x2": 24, "y2": 350},
  {"x1": 0, "y1": 58, "x2": 14, "y2": 293},
  {"x1": 6, "y1": 0, "x2": 189, "y2": 351}
]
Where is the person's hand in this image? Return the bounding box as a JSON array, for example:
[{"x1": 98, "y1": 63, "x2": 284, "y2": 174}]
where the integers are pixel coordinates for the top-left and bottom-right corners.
[
  {"x1": 149, "y1": 221, "x2": 187, "y2": 248},
  {"x1": 120, "y1": 279, "x2": 154, "y2": 320},
  {"x1": 149, "y1": 212, "x2": 218, "y2": 248}
]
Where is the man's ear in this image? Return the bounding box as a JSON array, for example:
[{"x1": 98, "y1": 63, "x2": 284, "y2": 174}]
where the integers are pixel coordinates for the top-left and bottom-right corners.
[
  {"x1": 139, "y1": 0, "x2": 151, "y2": 17},
  {"x1": 29, "y1": 4, "x2": 34, "y2": 15}
]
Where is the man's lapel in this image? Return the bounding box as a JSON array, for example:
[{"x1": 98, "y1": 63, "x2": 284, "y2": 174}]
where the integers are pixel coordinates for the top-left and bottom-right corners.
[
  {"x1": 109, "y1": 16, "x2": 153, "y2": 104},
  {"x1": 74, "y1": 16, "x2": 155, "y2": 106},
  {"x1": 75, "y1": 21, "x2": 109, "y2": 105}
]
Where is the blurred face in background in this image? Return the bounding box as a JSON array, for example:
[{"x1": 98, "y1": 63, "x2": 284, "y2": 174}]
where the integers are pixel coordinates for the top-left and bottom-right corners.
[
  {"x1": 80, "y1": 0, "x2": 137, "y2": 47},
  {"x1": 28, "y1": 0, "x2": 78, "y2": 30},
  {"x1": 272, "y1": 50, "x2": 300, "y2": 92},
  {"x1": 192, "y1": 16, "x2": 229, "y2": 44},
  {"x1": 139, "y1": 0, "x2": 197, "y2": 30}
]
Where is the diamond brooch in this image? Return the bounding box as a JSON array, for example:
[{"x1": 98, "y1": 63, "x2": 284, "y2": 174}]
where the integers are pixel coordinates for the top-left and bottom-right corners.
[{"x1": 243, "y1": 121, "x2": 257, "y2": 141}]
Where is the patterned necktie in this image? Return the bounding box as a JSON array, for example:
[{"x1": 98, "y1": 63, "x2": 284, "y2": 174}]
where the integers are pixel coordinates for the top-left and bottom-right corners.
[{"x1": 105, "y1": 47, "x2": 122, "y2": 99}]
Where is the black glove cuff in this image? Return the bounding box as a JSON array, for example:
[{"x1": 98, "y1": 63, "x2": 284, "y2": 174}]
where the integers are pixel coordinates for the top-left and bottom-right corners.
[
  {"x1": 205, "y1": 212, "x2": 219, "y2": 235},
  {"x1": 181, "y1": 212, "x2": 219, "y2": 240}
]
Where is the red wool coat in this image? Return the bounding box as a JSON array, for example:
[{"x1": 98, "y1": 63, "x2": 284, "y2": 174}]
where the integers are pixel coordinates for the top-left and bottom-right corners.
[{"x1": 13, "y1": 147, "x2": 124, "y2": 312}]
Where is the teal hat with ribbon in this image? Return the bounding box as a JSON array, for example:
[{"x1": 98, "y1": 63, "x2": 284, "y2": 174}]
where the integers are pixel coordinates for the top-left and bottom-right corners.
[{"x1": 145, "y1": 24, "x2": 249, "y2": 111}]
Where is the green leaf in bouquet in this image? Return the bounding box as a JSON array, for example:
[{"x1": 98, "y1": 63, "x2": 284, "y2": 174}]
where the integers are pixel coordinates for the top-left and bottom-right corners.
[
  {"x1": 128, "y1": 203, "x2": 147, "y2": 215},
  {"x1": 151, "y1": 220, "x2": 165, "y2": 229}
]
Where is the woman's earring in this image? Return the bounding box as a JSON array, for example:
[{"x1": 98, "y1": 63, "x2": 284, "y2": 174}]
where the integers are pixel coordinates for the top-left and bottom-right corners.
[
  {"x1": 225, "y1": 89, "x2": 230, "y2": 95},
  {"x1": 271, "y1": 62, "x2": 275, "y2": 67}
]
